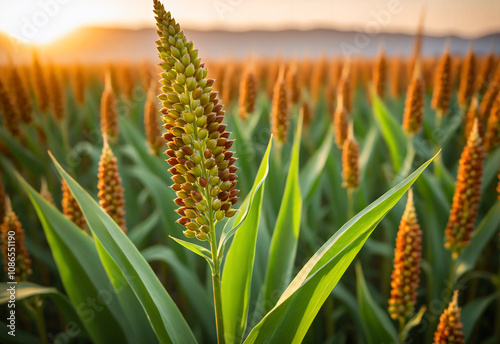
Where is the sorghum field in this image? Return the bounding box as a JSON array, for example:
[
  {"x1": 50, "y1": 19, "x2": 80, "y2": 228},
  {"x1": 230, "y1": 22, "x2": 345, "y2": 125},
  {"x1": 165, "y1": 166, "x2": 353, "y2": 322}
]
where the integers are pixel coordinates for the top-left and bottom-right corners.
[{"x1": 1, "y1": 1, "x2": 500, "y2": 343}]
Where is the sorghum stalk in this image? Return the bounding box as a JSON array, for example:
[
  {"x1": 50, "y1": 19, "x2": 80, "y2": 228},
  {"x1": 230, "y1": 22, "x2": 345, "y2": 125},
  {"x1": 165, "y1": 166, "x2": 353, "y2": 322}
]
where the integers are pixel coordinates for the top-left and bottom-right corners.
[
  {"x1": 144, "y1": 86, "x2": 164, "y2": 154},
  {"x1": 464, "y1": 97, "x2": 482, "y2": 139},
  {"x1": 238, "y1": 66, "x2": 258, "y2": 121},
  {"x1": 0, "y1": 77, "x2": 21, "y2": 138},
  {"x1": 431, "y1": 45, "x2": 452, "y2": 121},
  {"x1": 98, "y1": 137, "x2": 127, "y2": 232},
  {"x1": 388, "y1": 190, "x2": 422, "y2": 325},
  {"x1": 8, "y1": 61, "x2": 33, "y2": 124},
  {"x1": 48, "y1": 64, "x2": 66, "y2": 121},
  {"x1": 153, "y1": 2, "x2": 239, "y2": 342},
  {"x1": 457, "y1": 45, "x2": 476, "y2": 108},
  {"x1": 32, "y1": 52, "x2": 50, "y2": 113},
  {"x1": 372, "y1": 47, "x2": 387, "y2": 99},
  {"x1": 271, "y1": 67, "x2": 289, "y2": 143},
  {"x1": 433, "y1": 291, "x2": 465, "y2": 344},
  {"x1": 484, "y1": 95, "x2": 500, "y2": 152},
  {"x1": 334, "y1": 94, "x2": 348, "y2": 149},
  {"x1": 100, "y1": 73, "x2": 119, "y2": 141},
  {"x1": 61, "y1": 180, "x2": 86, "y2": 230},
  {"x1": 287, "y1": 63, "x2": 300, "y2": 106},
  {"x1": 474, "y1": 52, "x2": 494, "y2": 94},
  {"x1": 300, "y1": 101, "x2": 313, "y2": 128},
  {"x1": 445, "y1": 119, "x2": 483, "y2": 257},
  {"x1": 1, "y1": 198, "x2": 32, "y2": 282},
  {"x1": 402, "y1": 71, "x2": 424, "y2": 135}
]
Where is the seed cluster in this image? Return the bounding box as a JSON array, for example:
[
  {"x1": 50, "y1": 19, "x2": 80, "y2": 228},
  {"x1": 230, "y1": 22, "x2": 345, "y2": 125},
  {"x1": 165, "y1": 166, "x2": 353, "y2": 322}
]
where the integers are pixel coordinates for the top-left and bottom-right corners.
[
  {"x1": 98, "y1": 140, "x2": 127, "y2": 232},
  {"x1": 100, "y1": 77, "x2": 119, "y2": 141},
  {"x1": 271, "y1": 72, "x2": 290, "y2": 143},
  {"x1": 373, "y1": 49, "x2": 387, "y2": 99},
  {"x1": 144, "y1": 87, "x2": 164, "y2": 155},
  {"x1": 1, "y1": 202, "x2": 32, "y2": 282},
  {"x1": 388, "y1": 190, "x2": 422, "y2": 320},
  {"x1": 445, "y1": 120, "x2": 484, "y2": 256},
  {"x1": 431, "y1": 47, "x2": 452, "y2": 115},
  {"x1": 154, "y1": 0, "x2": 238, "y2": 240},
  {"x1": 32, "y1": 53, "x2": 50, "y2": 114},
  {"x1": 238, "y1": 67, "x2": 258, "y2": 121},
  {"x1": 9, "y1": 63, "x2": 33, "y2": 124},
  {"x1": 0, "y1": 77, "x2": 20, "y2": 138},
  {"x1": 48, "y1": 65, "x2": 66, "y2": 120},
  {"x1": 341, "y1": 127, "x2": 359, "y2": 189},
  {"x1": 457, "y1": 47, "x2": 476, "y2": 108},
  {"x1": 485, "y1": 96, "x2": 500, "y2": 152},
  {"x1": 61, "y1": 180, "x2": 86, "y2": 230},
  {"x1": 403, "y1": 74, "x2": 424, "y2": 134},
  {"x1": 433, "y1": 291, "x2": 465, "y2": 344}
]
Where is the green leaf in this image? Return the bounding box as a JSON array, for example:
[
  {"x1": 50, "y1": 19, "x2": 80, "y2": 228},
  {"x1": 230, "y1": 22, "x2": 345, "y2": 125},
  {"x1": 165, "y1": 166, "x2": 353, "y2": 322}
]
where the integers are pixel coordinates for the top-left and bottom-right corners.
[
  {"x1": 219, "y1": 136, "x2": 272, "y2": 250},
  {"x1": 0, "y1": 282, "x2": 82, "y2": 329},
  {"x1": 483, "y1": 147, "x2": 500, "y2": 194},
  {"x1": 221, "y1": 159, "x2": 268, "y2": 343},
  {"x1": 263, "y1": 118, "x2": 303, "y2": 313},
  {"x1": 170, "y1": 236, "x2": 213, "y2": 267},
  {"x1": 49, "y1": 153, "x2": 197, "y2": 344},
  {"x1": 371, "y1": 91, "x2": 407, "y2": 172},
  {"x1": 356, "y1": 263, "x2": 398, "y2": 344},
  {"x1": 142, "y1": 245, "x2": 215, "y2": 337},
  {"x1": 462, "y1": 292, "x2": 499, "y2": 341},
  {"x1": 401, "y1": 306, "x2": 426, "y2": 340},
  {"x1": 456, "y1": 202, "x2": 500, "y2": 279},
  {"x1": 300, "y1": 127, "x2": 334, "y2": 200},
  {"x1": 243, "y1": 153, "x2": 437, "y2": 344},
  {"x1": 17, "y1": 175, "x2": 131, "y2": 344}
]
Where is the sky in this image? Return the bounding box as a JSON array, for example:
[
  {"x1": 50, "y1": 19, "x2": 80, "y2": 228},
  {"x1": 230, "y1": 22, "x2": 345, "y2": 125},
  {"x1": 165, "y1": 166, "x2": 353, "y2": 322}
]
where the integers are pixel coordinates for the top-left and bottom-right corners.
[{"x1": 0, "y1": 0, "x2": 499, "y2": 44}]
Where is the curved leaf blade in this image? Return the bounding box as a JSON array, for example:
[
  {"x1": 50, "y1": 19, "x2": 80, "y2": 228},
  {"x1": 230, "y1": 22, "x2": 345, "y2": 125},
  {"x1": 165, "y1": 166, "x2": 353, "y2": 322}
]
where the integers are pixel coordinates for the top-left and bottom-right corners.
[{"x1": 50, "y1": 153, "x2": 197, "y2": 344}]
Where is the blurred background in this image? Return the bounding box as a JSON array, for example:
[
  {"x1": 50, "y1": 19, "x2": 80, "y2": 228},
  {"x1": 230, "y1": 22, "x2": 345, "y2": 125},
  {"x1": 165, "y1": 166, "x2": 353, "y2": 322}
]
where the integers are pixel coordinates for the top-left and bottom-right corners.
[{"x1": 1, "y1": 0, "x2": 500, "y2": 62}]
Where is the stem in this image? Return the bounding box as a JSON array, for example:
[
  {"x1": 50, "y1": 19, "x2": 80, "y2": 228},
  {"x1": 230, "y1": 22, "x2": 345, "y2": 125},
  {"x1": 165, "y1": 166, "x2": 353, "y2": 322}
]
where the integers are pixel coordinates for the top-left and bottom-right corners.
[
  {"x1": 208, "y1": 209, "x2": 225, "y2": 344},
  {"x1": 398, "y1": 317, "x2": 407, "y2": 344},
  {"x1": 24, "y1": 297, "x2": 47, "y2": 344},
  {"x1": 347, "y1": 188, "x2": 355, "y2": 220}
]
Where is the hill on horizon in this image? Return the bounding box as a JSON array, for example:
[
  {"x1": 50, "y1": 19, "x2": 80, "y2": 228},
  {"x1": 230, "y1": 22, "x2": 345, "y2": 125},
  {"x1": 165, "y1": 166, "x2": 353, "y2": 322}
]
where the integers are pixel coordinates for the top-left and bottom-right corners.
[{"x1": 1, "y1": 26, "x2": 499, "y2": 64}]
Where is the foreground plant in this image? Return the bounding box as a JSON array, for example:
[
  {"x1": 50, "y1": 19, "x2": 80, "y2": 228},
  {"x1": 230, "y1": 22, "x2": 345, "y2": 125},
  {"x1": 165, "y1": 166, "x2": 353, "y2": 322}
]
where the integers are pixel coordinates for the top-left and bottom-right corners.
[
  {"x1": 154, "y1": 1, "x2": 238, "y2": 341},
  {"x1": 433, "y1": 291, "x2": 465, "y2": 344}
]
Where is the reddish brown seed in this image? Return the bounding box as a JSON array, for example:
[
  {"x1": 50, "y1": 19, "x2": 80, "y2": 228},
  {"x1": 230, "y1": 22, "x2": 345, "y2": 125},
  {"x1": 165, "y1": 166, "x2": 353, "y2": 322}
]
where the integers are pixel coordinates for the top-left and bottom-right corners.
[
  {"x1": 403, "y1": 74, "x2": 425, "y2": 135},
  {"x1": 61, "y1": 180, "x2": 86, "y2": 230},
  {"x1": 445, "y1": 119, "x2": 483, "y2": 256},
  {"x1": 97, "y1": 139, "x2": 127, "y2": 232},
  {"x1": 433, "y1": 291, "x2": 465, "y2": 344},
  {"x1": 388, "y1": 189, "x2": 422, "y2": 320}
]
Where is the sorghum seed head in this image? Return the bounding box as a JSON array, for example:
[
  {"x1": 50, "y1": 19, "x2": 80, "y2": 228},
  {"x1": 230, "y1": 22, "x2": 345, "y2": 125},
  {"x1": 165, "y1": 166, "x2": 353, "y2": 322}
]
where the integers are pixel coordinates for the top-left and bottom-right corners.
[
  {"x1": 238, "y1": 66, "x2": 258, "y2": 121},
  {"x1": 388, "y1": 189, "x2": 422, "y2": 320},
  {"x1": 100, "y1": 72, "x2": 119, "y2": 141},
  {"x1": 61, "y1": 179, "x2": 86, "y2": 230},
  {"x1": 300, "y1": 101, "x2": 313, "y2": 128},
  {"x1": 0, "y1": 77, "x2": 21, "y2": 138},
  {"x1": 32, "y1": 52, "x2": 50, "y2": 113},
  {"x1": 286, "y1": 63, "x2": 300, "y2": 105},
  {"x1": 48, "y1": 64, "x2": 66, "y2": 121},
  {"x1": 474, "y1": 52, "x2": 494, "y2": 94},
  {"x1": 271, "y1": 67, "x2": 289, "y2": 143},
  {"x1": 372, "y1": 47, "x2": 387, "y2": 99},
  {"x1": 403, "y1": 72, "x2": 424, "y2": 135},
  {"x1": 457, "y1": 45, "x2": 476, "y2": 108},
  {"x1": 72, "y1": 63, "x2": 86, "y2": 105},
  {"x1": 8, "y1": 61, "x2": 33, "y2": 124},
  {"x1": 334, "y1": 95, "x2": 348, "y2": 149},
  {"x1": 154, "y1": 0, "x2": 238, "y2": 240},
  {"x1": 145, "y1": 86, "x2": 164, "y2": 155},
  {"x1": 338, "y1": 62, "x2": 352, "y2": 115},
  {"x1": 1, "y1": 198, "x2": 32, "y2": 282},
  {"x1": 431, "y1": 45, "x2": 452, "y2": 115},
  {"x1": 445, "y1": 119, "x2": 483, "y2": 256},
  {"x1": 98, "y1": 138, "x2": 127, "y2": 232},
  {"x1": 341, "y1": 124, "x2": 359, "y2": 189},
  {"x1": 484, "y1": 95, "x2": 500, "y2": 152},
  {"x1": 464, "y1": 97, "x2": 482, "y2": 139},
  {"x1": 40, "y1": 178, "x2": 55, "y2": 205},
  {"x1": 433, "y1": 291, "x2": 465, "y2": 344}
]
